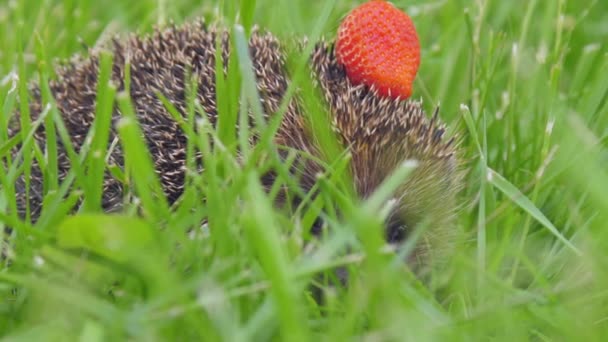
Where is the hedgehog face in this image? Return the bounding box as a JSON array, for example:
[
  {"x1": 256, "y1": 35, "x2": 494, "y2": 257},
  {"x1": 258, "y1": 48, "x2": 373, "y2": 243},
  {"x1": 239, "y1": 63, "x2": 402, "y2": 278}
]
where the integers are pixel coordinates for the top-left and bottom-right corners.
[
  {"x1": 308, "y1": 44, "x2": 460, "y2": 258},
  {"x1": 249, "y1": 24, "x2": 459, "y2": 256}
]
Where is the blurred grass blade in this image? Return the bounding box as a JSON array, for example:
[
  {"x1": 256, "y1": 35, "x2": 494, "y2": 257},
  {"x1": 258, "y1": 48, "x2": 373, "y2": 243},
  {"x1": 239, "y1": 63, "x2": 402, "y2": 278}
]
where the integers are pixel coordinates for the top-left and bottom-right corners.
[
  {"x1": 486, "y1": 168, "x2": 581, "y2": 255},
  {"x1": 116, "y1": 93, "x2": 170, "y2": 222},
  {"x1": 84, "y1": 52, "x2": 117, "y2": 212},
  {"x1": 242, "y1": 173, "x2": 308, "y2": 342},
  {"x1": 233, "y1": 25, "x2": 266, "y2": 130},
  {"x1": 56, "y1": 214, "x2": 159, "y2": 263},
  {"x1": 0, "y1": 272, "x2": 123, "y2": 325}
]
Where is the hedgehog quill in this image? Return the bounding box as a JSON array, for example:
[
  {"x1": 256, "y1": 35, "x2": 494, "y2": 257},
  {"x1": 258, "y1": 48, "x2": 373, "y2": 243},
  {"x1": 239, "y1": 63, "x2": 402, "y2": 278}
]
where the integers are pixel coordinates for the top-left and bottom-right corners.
[{"x1": 5, "y1": 0, "x2": 461, "y2": 265}]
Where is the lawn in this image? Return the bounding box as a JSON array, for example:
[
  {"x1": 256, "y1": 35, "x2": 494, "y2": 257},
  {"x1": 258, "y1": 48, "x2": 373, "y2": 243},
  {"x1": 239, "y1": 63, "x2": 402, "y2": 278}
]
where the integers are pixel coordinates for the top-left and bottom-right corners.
[{"x1": 1, "y1": 0, "x2": 608, "y2": 340}]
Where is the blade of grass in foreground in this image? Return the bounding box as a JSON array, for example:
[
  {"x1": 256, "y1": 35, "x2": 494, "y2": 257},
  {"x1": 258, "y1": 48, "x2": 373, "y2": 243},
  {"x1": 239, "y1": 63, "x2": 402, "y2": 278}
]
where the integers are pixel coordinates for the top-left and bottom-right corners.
[
  {"x1": 0, "y1": 76, "x2": 19, "y2": 220},
  {"x1": 84, "y1": 52, "x2": 117, "y2": 212},
  {"x1": 486, "y1": 167, "x2": 581, "y2": 255},
  {"x1": 242, "y1": 173, "x2": 308, "y2": 342},
  {"x1": 0, "y1": 272, "x2": 124, "y2": 326},
  {"x1": 17, "y1": 29, "x2": 33, "y2": 222},
  {"x1": 116, "y1": 93, "x2": 170, "y2": 223},
  {"x1": 460, "y1": 103, "x2": 488, "y2": 283},
  {"x1": 35, "y1": 35, "x2": 59, "y2": 194}
]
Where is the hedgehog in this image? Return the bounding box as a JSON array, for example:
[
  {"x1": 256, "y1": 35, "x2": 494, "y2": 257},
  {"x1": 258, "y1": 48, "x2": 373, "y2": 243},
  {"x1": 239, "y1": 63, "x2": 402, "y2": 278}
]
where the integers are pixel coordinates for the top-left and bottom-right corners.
[{"x1": 3, "y1": 18, "x2": 461, "y2": 264}]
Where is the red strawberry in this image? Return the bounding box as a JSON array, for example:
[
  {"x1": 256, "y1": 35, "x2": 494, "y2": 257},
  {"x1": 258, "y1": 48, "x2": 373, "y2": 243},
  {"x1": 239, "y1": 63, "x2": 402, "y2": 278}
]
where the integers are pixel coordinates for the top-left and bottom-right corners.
[{"x1": 336, "y1": 0, "x2": 420, "y2": 100}]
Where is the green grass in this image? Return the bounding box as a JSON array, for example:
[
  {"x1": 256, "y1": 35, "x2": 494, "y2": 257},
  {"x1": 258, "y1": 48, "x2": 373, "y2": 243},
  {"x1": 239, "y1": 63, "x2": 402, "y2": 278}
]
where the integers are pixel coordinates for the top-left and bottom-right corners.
[{"x1": 1, "y1": 0, "x2": 608, "y2": 340}]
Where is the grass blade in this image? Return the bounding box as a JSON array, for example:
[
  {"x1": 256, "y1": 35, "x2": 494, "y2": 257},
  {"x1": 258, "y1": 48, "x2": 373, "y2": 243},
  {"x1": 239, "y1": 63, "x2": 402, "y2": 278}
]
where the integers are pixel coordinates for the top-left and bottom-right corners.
[{"x1": 486, "y1": 167, "x2": 581, "y2": 255}]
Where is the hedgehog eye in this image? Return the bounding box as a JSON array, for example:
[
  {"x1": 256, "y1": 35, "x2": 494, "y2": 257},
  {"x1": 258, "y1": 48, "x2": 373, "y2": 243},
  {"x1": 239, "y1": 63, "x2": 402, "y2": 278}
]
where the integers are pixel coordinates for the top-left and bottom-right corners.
[
  {"x1": 385, "y1": 218, "x2": 409, "y2": 244},
  {"x1": 310, "y1": 217, "x2": 325, "y2": 236}
]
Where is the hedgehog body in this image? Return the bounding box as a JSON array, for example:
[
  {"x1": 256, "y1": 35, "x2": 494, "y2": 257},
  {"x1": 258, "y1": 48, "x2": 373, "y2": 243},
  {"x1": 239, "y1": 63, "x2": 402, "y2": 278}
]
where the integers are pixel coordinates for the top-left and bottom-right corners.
[{"x1": 7, "y1": 21, "x2": 460, "y2": 262}]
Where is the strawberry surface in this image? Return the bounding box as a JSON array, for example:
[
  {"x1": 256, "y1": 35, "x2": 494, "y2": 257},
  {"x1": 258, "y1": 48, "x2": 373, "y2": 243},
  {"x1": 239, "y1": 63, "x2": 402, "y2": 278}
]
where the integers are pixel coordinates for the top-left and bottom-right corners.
[{"x1": 336, "y1": 0, "x2": 420, "y2": 100}]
